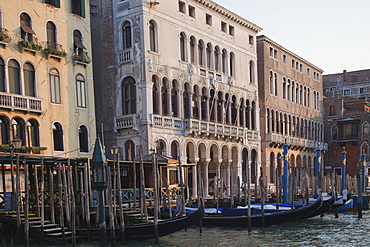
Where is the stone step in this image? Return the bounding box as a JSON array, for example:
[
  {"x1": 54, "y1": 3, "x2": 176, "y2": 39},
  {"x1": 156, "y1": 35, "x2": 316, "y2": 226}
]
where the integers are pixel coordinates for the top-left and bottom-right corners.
[
  {"x1": 44, "y1": 228, "x2": 62, "y2": 232},
  {"x1": 48, "y1": 231, "x2": 72, "y2": 236}
]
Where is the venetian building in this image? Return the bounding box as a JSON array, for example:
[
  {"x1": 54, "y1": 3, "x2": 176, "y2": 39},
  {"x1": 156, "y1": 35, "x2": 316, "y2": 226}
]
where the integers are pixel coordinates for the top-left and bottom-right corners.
[
  {"x1": 0, "y1": 0, "x2": 96, "y2": 157},
  {"x1": 257, "y1": 35, "x2": 325, "y2": 191},
  {"x1": 91, "y1": 0, "x2": 262, "y2": 197}
]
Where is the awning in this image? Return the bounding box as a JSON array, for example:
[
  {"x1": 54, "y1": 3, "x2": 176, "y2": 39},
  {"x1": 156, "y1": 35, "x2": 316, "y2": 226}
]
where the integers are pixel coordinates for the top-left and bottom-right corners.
[
  {"x1": 74, "y1": 37, "x2": 86, "y2": 49},
  {"x1": 20, "y1": 21, "x2": 36, "y2": 35}
]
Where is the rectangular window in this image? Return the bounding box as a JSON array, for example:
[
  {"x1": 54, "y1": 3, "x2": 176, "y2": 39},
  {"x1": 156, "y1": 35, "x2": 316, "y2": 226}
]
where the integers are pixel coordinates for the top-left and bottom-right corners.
[
  {"x1": 71, "y1": 0, "x2": 85, "y2": 18},
  {"x1": 123, "y1": 86, "x2": 136, "y2": 114},
  {"x1": 300, "y1": 64, "x2": 303, "y2": 72},
  {"x1": 307, "y1": 68, "x2": 310, "y2": 76},
  {"x1": 343, "y1": 89, "x2": 351, "y2": 96},
  {"x1": 330, "y1": 87, "x2": 336, "y2": 91},
  {"x1": 206, "y1": 14, "x2": 212, "y2": 26},
  {"x1": 179, "y1": 1, "x2": 186, "y2": 14},
  {"x1": 189, "y1": 5, "x2": 195, "y2": 18},
  {"x1": 291, "y1": 59, "x2": 295, "y2": 68},
  {"x1": 273, "y1": 49, "x2": 277, "y2": 59},
  {"x1": 360, "y1": 87, "x2": 366, "y2": 94},
  {"x1": 221, "y1": 21, "x2": 227, "y2": 32},
  {"x1": 76, "y1": 80, "x2": 86, "y2": 108},
  {"x1": 45, "y1": 0, "x2": 60, "y2": 8},
  {"x1": 229, "y1": 25, "x2": 234, "y2": 36},
  {"x1": 282, "y1": 54, "x2": 286, "y2": 64},
  {"x1": 249, "y1": 35, "x2": 254, "y2": 45},
  {"x1": 270, "y1": 47, "x2": 273, "y2": 57}
]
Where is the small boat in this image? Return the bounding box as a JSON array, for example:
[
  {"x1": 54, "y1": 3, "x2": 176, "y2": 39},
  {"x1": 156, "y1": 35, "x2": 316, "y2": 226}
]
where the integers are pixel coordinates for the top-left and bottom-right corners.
[
  {"x1": 202, "y1": 194, "x2": 323, "y2": 227},
  {"x1": 77, "y1": 199, "x2": 204, "y2": 241}
]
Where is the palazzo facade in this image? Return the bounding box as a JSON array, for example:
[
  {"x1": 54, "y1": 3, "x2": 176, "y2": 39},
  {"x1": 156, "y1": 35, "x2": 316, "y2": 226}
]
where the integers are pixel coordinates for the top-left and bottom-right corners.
[
  {"x1": 257, "y1": 35, "x2": 325, "y2": 191},
  {"x1": 91, "y1": 0, "x2": 262, "y2": 198}
]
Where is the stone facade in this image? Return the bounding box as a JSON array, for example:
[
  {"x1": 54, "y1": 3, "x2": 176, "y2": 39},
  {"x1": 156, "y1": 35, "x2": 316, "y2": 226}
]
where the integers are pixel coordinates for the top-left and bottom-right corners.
[
  {"x1": 91, "y1": 0, "x2": 262, "y2": 197},
  {"x1": 257, "y1": 35, "x2": 325, "y2": 190},
  {"x1": 0, "y1": 0, "x2": 96, "y2": 157}
]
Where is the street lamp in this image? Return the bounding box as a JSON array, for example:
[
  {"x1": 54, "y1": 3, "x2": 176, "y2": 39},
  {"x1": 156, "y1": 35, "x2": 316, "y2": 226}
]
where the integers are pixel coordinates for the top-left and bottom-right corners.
[
  {"x1": 11, "y1": 138, "x2": 23, "y2": 152},
  {"x1": 91, "y1": 138, "x2": 108, "y2": 245}
]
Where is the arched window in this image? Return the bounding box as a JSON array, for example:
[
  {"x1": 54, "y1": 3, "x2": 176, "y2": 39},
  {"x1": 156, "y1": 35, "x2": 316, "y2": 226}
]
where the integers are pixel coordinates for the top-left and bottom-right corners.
[
  {"x1": 0, "y1": 57, "x2": 4, "y2": 92},
  {"x1": 20, "y1": 13, "x2": 35, "y2": 42},
  {"x1": 12, "y1": 118, "x2": 25, "y2": 144},
  {"x1": 122, "y1": 76, "x2": 136, "y2": 115},
  {"x1": 26, "y1": 119, "x2": 39, "y2": 147},
  {"x1": 50, "y1": 68, "x2": 61, "y2": 103},
  {"x1": 125, "y1": 140, "x2": 135, "y2": 161},
  {"x1": 229, "y1": 52, "x2": 235, "y2": 77},
  {"x1": 192, "y1": 86, "x2": 199, "y2": 118},
  {"x1": 53, "y1": 122, "x2": 64, "y2": 151},
  {"x1": 363, "y1": 122, "x2": 369, "y2": 139},
  {"x1": 78, "y1": 125, "x2": 89, "y2": 152},
  {"x1": 161, "y1": 78, "x2": 169, "y2": 115},
  {"x1": 180, "y1": 32, "x2": 186, "y2": 62},
  {"x1": 206, "y1": 43, "x2": 212, "y2": 69},
  {"x1": 122, "y1": 21, "x2": 132, "y2": 50},
  {"x1": 221, "y1": 49, "x2": 227, "y2": 74},
  {"x1": 46, "y1": 21, "x2": 57, "y2": 49},
  {"x1": 269, "y1": 71, "x2": 273, "y2": 94},
  {"x1": 152, "y1": 75, "x2": 159, "y2": 114},
  {"x1": 249, "y1": 61, "x2": 255, "y2": 83},
  {"x1": 0, "y1": 116, "x2": 9, "y2": 145},
  {"x1": 274, "y1": 73, "x2": 278, "y2": 96},
  {"x1": 171, "y1": 80, "x2": 179, "y2": 117},
  {"x1": 171, "y1": 141, "x2": 179, "y2": 159},
  {"x1": 198, "y1": 40, "x2": 204, "y2": 67},
  {"x1": 214, "y1": 46, "x2": 220, "y2": 72},
  {"x1": 73, "y1": 29, "x2": 86, "y2": 56},
  {"x1": 183, "y1": 83, "x2": 190, "y2": 119},
  {"x1": 282, "y1": 77, "x2": 286, "y2": 99},
  {"x1": 270, "y1": 152, "x2": 275, "y2": 183},
  {"x1": 8, "y1": 59, "x2": 21, "y2": 95},
  {"x1": 190, "y1": 36, "x2": 196, "y2": 64},
  {"x1": 24, "y1": 62, "x2": 36, "y2": 97},
  {"x1": 149, "y1": 20, "x2": 157, "y2": 52},
  {"x1": 76, "y1": 74, "x2": 86, "y2": 108}
]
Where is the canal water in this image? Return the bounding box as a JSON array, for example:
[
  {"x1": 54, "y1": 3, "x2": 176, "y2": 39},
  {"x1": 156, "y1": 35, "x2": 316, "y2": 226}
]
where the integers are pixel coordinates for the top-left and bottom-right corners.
[
  {"x1": 6, "y1": 211, "x2": 370, "y2": 247},
  {"x1": 126, "y1": 211, "x2": 370, "y2": 247}
]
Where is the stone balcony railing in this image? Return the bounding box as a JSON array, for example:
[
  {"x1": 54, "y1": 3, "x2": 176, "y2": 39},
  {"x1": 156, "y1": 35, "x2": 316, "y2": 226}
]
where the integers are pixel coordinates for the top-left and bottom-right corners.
[
  {"x1": 114, "y1": 114, "x2": 260, "y2": 141},
  {"x1": 265, "y1": 132, "x2": 328, "y2": 150},
  {"x1": 118, "y1": 48, "x2": 133, "y2": 64},
  {"x1": 0, "y1": 92, "x2": 43, "y2": 113}
]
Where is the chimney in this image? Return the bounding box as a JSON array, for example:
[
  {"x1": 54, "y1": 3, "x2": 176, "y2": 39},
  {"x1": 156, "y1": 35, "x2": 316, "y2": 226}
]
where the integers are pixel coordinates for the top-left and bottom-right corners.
[{"x1": 343, "y1": 70, "x2": 347, "y2": 82}]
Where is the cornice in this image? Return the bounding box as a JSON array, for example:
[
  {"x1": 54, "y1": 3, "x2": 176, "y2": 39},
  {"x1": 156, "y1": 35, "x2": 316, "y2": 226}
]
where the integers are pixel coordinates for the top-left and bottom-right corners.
[{"x1": 191, "y1": 0, "x2": 262, "y2": 33}]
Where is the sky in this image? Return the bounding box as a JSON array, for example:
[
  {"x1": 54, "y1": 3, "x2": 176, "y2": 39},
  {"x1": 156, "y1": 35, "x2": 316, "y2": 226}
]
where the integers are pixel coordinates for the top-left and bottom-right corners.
[{"x1": 215, "y1": 0, "x2": 370, "y2": 74}]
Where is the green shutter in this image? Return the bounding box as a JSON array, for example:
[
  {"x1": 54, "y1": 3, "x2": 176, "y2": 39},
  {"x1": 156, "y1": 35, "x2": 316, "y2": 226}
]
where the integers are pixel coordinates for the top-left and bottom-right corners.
[
  {"x1": 55, "y1": 0, "x2": 60, "y2": 8},
  {"x1": 81, "y1": 0, "x2": 85, "y2": 18}
]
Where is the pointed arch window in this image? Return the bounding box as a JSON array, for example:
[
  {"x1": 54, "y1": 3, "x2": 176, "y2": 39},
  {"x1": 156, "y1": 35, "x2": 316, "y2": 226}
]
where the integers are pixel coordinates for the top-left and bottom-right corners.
[
  {"x1": 78, "y1": 125, "x2": 89, "y2": 152},
  {"x1": 76, "y1": 74, "x2": 86, "y2": 108},
  {"x1": 50, "y1": 68, "x2": 61, "y2": 103},
  {"x1": 24, "y1": 62, "x2": 36, "y2": 97},
  {"x1": 229, "y1": 52, "x2": 235, "y2": 77},
  {"x1": 152, "y1": 75, "x2": 160, "y2": 114},
  {"x1": 180, "y1": 32, "x2": 186, "y2": 62},
  {"x1": 149, "y1": 20, "x2": 157, "y2": 52},
  {"x1": 46, "y1": 21, "x2": 57, "y2": 49},
  {"x1": 363, "y1": 122, "x2": 369, "y2": 139},
  {"x1": 221, "y1": 49, "x2": 227, "y2": 74},
  {"x1": 0, "y1": 116, "x2": 9, "y2": 145},
  {"x1": 0, "y1": 58, "x2": 4, "y2": 92},
  {"x1": 8, "y1": 59, "x2": 21, "y2": 95},
  {"x1": 331, "y1": 125, "x2": 338, "y2": 141},
  {"x1": 122, "y1": 21, "x2": 132, "y2": 50},
  {"x1": 122, "y1": 76, "x2": 136, "y2": 115},
  {"x1": 249, "y1": 60, "x2": 255, "y2": 83},
  {"x1": 206, "y1": 43, "x2": 212, "y2": 69},
  {"x1": 26, "y1": 119, "x2": 39, "y2": 147},
  {"x1": 214, "y1": 46, "x2": 220, "y2": 72},
  {"x1": 171, "y1": 80, "x2": 179, "y2": 117},
  {"x1": 161, "y1": 78, "x2": 169, "y2": 116},
  {"x1": 53, "y1": 122, "x2": 64, "y2": 151}
]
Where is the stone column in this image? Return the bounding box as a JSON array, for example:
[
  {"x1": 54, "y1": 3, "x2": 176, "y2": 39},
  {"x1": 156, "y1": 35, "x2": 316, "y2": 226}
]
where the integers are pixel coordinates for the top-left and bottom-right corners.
[
  {"x1": 226, "y1": 161, "x2": 231, "y2": 194},
  {"x1": 204, "y1": 159, "x2": 210, "y2": 197}
]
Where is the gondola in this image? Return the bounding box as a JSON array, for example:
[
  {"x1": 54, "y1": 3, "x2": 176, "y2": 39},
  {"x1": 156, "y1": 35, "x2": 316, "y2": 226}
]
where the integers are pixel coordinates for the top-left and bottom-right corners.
[
  {"x1": 202, "y1": 194, "x2": 322, "y2": 227},
  {"x1": 77, "y1": 198, "x2": 204, "y2": 241}
]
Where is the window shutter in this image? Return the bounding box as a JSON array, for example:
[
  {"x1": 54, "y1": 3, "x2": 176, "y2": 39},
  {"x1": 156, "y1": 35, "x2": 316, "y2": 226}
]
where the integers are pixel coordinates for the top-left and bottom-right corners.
[
  {"x1": 81, "y1": 0, "x2": 86, "y2": 18},
  {"x1": 55, "y1": 0, "x2": 60, "y2": 8}
]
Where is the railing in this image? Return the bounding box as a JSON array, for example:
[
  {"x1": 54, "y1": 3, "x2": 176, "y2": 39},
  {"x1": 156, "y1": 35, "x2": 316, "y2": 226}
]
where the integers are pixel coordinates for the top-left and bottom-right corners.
[
  {"x1": 44, "y1": 42, "x2": 67, "y2": 58},
  {"x1": 72, "y1": 52, "x2": 92, "y2": 65},
  {"x1": 118, "y1": 49, "x2": 133, "y2": 63},
  {"x1": 0, "y1": 28, "x2": 11, "y2": 43},
  {"x1": 118, "y1": 187, "x2": 181, "y2": 204},
  {"x1": 265, "y1": 132, "x2": 327, "y2": 149},
  {"x1": 0, "y1": 92, "x2": 43, "y2": 113},
  {"x1": 115, "y1": 114, "x2": 135, "y2": 129}
]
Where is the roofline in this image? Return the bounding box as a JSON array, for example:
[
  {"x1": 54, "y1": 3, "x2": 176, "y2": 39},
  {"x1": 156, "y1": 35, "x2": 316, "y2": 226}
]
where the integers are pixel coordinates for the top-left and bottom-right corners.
[
  {"x1": 191, "y1": 0, "x2": 263, "y2": 33},
  {"x1": 257, "y1": 35, "x2": 324, "y2": 73}
]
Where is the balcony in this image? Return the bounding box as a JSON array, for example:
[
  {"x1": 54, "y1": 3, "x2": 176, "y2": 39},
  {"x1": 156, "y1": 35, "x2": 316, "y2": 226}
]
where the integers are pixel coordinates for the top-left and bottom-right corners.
[
  {"x1": 0, "y1": 28, "x2": 11, "y2": 47},
  {"x1": 43, "y1": 42, "x2": 67, "y2": 61},
  {"x1": 118, "y1": 49, "x2": 133, "y2": 64},
  {"x1": 18, "y1": 39, "x2": 42, "y2": 54},
  {"x1": 265, "y1": 132, "x2": 328, "y2": 150},
  {"x1": 0, "y1": 92, "x2": 43, "y2": 114},
  {"x1": 72, "y1": 52, "x2": 92, "y2": 67}
]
